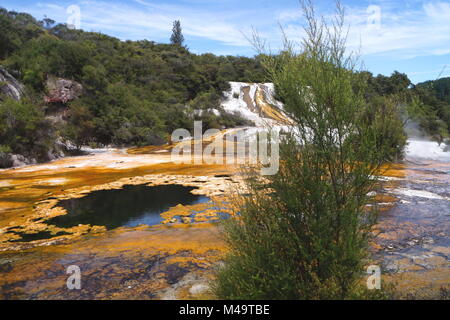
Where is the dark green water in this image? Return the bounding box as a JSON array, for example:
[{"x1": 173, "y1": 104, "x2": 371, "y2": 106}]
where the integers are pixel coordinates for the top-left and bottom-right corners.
[
  {"x1": 46, "y1": 184, "x2": 210, "y2": 229},
  {"x1": 7, "y1": 230, "x2": 71, "y2": 242}
]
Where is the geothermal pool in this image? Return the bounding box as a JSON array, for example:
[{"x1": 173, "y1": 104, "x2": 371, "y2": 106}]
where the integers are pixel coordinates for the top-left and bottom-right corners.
[
  {"x1": 0, "y1": 139, "x2": 448, "y2": 299},
  {"x1": 47, "y1": 184, "x2": 210, "y2": 230}
]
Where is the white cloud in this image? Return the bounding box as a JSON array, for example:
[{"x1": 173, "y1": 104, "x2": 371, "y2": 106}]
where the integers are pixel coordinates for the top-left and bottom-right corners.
[
  {"x1": 7, "y1": 0, "x2": 450, "y2": 61},
  {"x1": 273, "y1": 1, "x2": 450, "y2": 60},
  {"x1": 73, "y1": 0, "x2": 253, "y2": 46},
  {"x1": 423, "y1": 1, "x2": 450, "y2": 21},
  {"x1": 36, "y1": 3, "x2": 64, "y2": 10},
  {"x1": 276, "y1": 9, "x2": 303, "y2": 23}
]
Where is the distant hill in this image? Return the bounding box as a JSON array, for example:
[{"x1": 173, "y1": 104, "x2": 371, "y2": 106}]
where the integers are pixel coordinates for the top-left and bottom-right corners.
[
  {"x1": 412, "y1": 77, "x2": 450, "y2": 142},
  {"x1": 416, "y1": 77, "x2": 450, "y2": 105}
]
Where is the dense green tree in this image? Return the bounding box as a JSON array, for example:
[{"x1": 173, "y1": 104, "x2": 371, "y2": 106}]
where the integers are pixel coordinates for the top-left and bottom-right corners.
[
  {"x1": 414, "y1": 77, "x2": 450, "y2": 139},
  {"x1": 0, "y1": 98, "x2": 55, "y2": 163},
  {"x1": 64, "y1": 102, "x2": 95, "y2": 149},
  {"x1": 0, "y1": 9, "x2": 43, "y2": 59},
  {"x1": 417, "y1": 77, "x2": 450, "y2": 104},
  {"x1": 170, "y1": 20, "x2": 184, "y2": 46}
]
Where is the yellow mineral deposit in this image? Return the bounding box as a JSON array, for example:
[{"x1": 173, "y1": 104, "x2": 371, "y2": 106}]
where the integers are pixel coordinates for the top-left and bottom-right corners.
[
  {"x1": 0, "y1": 139, "x2": 447, "y2": 299},
  {"x1": 254, "y1": 85, "x2": 293, "y2": 125}
]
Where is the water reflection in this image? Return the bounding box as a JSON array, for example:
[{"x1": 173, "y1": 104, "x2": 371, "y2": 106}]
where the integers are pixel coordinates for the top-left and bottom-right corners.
[{"x1": 47, "y1": 184, "x2": 210, "y2": 229}]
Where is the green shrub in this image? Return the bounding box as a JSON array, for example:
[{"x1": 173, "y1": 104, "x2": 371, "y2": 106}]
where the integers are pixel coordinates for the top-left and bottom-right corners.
[
  {"x1": 214, "y1": 0, "x2": 403, "y2": 300},
  {"x1": 0, "y1": 98, "x2": 55, "y2": 161}
]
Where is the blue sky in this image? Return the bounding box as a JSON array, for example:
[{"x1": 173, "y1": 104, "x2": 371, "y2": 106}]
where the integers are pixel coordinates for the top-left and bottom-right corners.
[{"x1": 2, "y1": 0, "x2": 450, "y2": 83}]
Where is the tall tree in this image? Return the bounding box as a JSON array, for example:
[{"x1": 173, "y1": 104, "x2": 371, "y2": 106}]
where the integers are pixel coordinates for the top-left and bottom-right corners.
[
  {"x1": 170, "y1": 20, "x2": 184, "y2": 46},
  {"x1": 42, "y1": 15, "x2": 55, "y2": 29}
]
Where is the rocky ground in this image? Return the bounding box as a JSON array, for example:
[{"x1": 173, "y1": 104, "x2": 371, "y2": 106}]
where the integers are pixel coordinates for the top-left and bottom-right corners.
[
  {"x1": 0, "y1": 143, "x2": 448, "y2": 299},
  {"x1": 0, "y1": 146, "x2": 240, "y2": 299}
]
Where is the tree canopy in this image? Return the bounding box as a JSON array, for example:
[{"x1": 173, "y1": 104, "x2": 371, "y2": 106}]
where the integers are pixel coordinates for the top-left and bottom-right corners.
[
  {"x1": 170, "y1": 20, "x2": 184, "y2": 46},
  {"x1": 0, "y1": 7, "x2": 266, "y2": 165},
  {"x1": 0, "y1": 6, "x2": 448, "y2": 167}
]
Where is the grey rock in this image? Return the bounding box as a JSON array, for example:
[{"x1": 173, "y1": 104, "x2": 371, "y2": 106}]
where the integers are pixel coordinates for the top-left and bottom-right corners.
[
  {"x1": 0, "y1": 66, "x2": 24, "y2": 101},
  {"x1": 44, "y1": 76, "x2": 83, "y2": 104},
  {"x1": 10, "y1": 154, "x2": 28, "y2": 167},
  {"x1": 0, "y1": 153, "x2": 31, "y2": 168}
]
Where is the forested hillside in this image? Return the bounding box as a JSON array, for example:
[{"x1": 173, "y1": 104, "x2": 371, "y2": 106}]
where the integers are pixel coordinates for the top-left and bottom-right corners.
[
  {"x1": 413, "y1": 77, "x2": 450, "y2": 142},
  {"x1": 0, "y1": 8, "x2": 264, "y2": 166},
  {"x1": 359, "y1": 71, "x2": 450, "y2": 144},
  {"x1": 1, "y1": 8, "x2": 448, "y2": 168}
]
